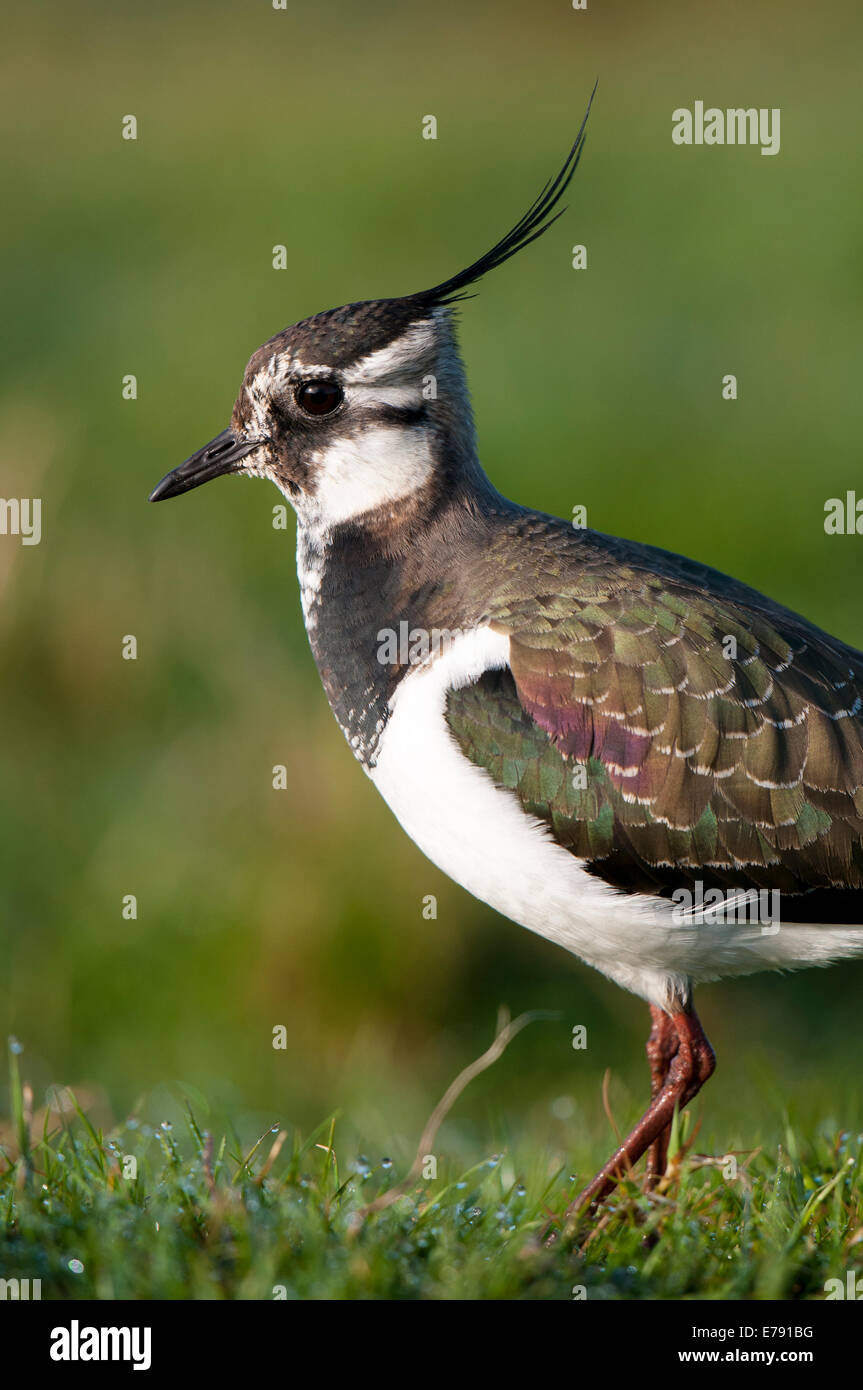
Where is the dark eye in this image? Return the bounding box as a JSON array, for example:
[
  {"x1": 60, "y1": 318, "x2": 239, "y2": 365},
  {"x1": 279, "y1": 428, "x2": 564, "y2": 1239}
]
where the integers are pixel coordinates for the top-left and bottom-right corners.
[{"x1": 295, "y1": 380, "x2": 343, "y2": 416}]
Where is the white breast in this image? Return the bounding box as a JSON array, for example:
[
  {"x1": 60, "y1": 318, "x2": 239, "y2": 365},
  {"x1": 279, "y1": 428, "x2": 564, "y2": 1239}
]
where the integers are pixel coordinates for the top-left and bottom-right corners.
[{"x1": 368, "y1": 628, "x2": 863, "y2": 1008}]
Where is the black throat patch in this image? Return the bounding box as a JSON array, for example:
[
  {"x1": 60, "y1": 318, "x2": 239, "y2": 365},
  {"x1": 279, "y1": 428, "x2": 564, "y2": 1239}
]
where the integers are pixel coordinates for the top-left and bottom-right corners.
[{"x1": 296, "y1": 487, "x2": 508, "y2": 765}]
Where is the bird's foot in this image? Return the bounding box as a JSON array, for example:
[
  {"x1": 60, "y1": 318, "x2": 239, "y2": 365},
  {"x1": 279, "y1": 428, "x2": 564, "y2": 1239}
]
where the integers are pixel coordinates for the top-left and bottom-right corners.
[{"x1": 564, "y1": 1003, "x2": 715, "y2": 1225}]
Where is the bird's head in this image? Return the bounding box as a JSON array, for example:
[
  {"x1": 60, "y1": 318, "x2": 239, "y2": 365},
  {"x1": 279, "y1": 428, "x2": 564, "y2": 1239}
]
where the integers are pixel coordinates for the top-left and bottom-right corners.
[
  {"x1": 151, "y1": 299, "x2": 478, "y2": 535},
  {"x1": 150, "y1": 92, "x2": 593, "y2": 538}
]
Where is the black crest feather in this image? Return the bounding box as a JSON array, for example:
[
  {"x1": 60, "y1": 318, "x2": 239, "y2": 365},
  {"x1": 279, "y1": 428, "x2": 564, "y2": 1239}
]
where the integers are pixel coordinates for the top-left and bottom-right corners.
[{"x1": 417, "y1": 83, "x2": 596, "y2": 309}]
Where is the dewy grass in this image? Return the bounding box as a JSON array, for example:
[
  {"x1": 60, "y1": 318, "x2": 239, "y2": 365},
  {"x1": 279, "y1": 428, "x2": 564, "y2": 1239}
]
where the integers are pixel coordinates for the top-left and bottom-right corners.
[{"x1": 1, "y1": 1041, "x2": 862, "y2": 1301}]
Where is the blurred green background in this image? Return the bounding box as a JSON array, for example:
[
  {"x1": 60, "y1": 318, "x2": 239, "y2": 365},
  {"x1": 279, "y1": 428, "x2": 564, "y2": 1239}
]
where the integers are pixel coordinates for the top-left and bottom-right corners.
[{"x1": 1, "y1": 0, "x2": 862, "y2": 1174}]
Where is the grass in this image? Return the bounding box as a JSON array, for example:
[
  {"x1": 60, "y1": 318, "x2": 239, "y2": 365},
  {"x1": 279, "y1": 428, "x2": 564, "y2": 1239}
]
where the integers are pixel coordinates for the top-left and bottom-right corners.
[{"x1": 2, "y1": 1038, "x2": 862, "y2": 1301}]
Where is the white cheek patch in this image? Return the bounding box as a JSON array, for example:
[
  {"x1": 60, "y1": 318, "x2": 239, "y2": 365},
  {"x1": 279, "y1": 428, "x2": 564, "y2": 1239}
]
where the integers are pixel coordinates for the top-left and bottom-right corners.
[{"x1": 302, "y1": 424, "x2": 435, "y2": 528}]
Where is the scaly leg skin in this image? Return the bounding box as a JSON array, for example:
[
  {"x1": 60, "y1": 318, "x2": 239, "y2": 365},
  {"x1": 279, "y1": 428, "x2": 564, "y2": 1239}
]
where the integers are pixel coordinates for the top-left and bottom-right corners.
[
  {"x1": 567, "y1": 1001, "x2": 715, "y2": 1220},
  {"x1": 645, "y1": 1004, "x2": 678, "y2": 1185}
]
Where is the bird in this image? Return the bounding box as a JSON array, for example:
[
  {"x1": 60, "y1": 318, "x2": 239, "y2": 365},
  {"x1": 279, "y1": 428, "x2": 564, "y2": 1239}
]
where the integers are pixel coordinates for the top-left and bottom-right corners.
[{"x1": 150, "y1": 96, "x2": 863, "y2": 1214}]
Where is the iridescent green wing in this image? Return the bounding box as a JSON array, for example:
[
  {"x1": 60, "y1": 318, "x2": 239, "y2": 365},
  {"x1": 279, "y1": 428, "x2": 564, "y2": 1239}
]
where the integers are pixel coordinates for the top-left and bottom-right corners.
[{"x1": 446, "y1": 529, "x2": 863, "y2": 898}]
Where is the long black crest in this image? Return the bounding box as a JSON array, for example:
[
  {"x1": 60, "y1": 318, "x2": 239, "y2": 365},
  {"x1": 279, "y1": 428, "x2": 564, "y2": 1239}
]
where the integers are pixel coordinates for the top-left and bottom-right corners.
[{"x1": 417, "y1": 82, "x2": 596, "y2": 309}]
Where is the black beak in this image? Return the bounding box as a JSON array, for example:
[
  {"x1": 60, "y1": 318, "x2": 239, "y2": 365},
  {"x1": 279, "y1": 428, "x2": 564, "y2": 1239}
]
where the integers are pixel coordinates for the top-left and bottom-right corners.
[{"x1": 149, "y1": 428, "x2": 267, "y2": 502}]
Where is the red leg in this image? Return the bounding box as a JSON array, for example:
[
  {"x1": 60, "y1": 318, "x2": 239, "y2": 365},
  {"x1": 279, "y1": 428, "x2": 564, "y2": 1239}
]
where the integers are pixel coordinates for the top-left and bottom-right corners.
[
  {"x1": 567, "y1": 1001, "x2": 715, "y2": 1217},
  {"x1": 645, "y1": 1004, "x2": 678, "y2": 1183}
]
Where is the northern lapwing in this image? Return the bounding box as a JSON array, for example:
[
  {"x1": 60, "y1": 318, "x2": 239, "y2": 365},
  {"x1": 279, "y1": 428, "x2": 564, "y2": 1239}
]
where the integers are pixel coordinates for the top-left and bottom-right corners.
[{"x1": 150, "y1": 100, "x2": 863, "y2": 1211}]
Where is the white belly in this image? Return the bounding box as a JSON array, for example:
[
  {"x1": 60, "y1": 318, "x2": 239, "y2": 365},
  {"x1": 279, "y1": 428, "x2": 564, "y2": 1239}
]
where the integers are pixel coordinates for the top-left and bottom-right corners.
[{"x1": 368, "y1": 628, "x2": 863, "y2": 1008}]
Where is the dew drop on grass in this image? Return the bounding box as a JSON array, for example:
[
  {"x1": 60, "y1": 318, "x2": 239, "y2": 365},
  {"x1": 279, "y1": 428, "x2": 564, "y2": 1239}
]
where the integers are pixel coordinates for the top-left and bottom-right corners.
[
  {"x1": 160, "y1": 1121, "x2": 172, "y2": 1132},
  {"x1": 515, "y1": 1183, "x2": 526, "y2": 1197},
  {"x1": 8, "y1": 1036, "x2": 23, "y2": 1055},
  {"x1": 381, "y1": 1157, "x2": 393, "y2": 1171},
  {"x1": 68, "y1": 1259, "x2": 84, "y2": 1274}
]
